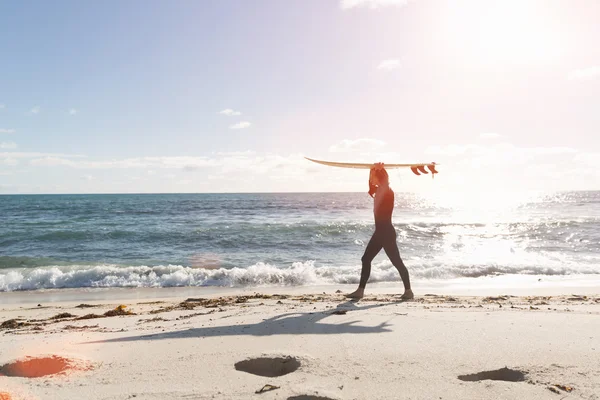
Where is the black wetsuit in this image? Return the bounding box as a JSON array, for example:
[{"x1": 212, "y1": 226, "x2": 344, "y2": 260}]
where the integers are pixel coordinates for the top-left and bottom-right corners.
[{"x1": 359, "y1": 188, "x2": 411, "y2": 290}]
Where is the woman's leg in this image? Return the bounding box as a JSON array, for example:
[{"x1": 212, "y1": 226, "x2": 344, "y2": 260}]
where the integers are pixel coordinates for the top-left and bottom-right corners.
[
  {"x1": 359, "y1": 233, "x2": 383, "y2": 289},
  {"x1": 346, "y1": 232, "x2": 383, "y2": 299},
  {"x1": 382, "y1": 233, "x2": 411, "y2": 292}
]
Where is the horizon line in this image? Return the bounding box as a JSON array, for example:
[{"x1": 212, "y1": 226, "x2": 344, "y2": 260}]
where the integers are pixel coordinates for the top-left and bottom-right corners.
[{"x1": 1, "y1": 189, "x2": 599, "y2": 196}]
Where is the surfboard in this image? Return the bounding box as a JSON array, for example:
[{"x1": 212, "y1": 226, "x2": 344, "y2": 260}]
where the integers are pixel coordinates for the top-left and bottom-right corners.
[{"x1": 304, "y1": 157, "x2": 439, "y2": 176}]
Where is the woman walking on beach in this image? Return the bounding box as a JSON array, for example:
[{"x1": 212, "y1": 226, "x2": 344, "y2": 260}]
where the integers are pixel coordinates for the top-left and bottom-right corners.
[{"x1": 346, "y1": 163, "x2": 413, "y2": 300}]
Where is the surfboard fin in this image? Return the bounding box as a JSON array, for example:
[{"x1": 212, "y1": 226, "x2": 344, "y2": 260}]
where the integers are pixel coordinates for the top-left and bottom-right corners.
[
  {"x1": 410, "y1": 167, "x2": 421, "y2": 176},
  {"x1": 427, "y1": 163, "x2": 438, "y2": 179}
]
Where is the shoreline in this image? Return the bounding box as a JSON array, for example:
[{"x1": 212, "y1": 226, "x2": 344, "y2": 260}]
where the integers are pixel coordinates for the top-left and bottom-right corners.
[{"x1": 2, "y1": 274, "x2": 600, "y2": 305}]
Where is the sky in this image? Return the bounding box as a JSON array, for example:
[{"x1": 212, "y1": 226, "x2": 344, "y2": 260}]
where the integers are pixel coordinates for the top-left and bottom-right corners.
[{"x1": 0, "y1": 0, "x2": 599, "y2": 195}]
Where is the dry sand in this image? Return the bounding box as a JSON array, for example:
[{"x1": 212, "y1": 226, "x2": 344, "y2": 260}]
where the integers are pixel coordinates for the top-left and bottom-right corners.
[{"x1": 1, "y1": 285, "x2": 599, "y2": 400}]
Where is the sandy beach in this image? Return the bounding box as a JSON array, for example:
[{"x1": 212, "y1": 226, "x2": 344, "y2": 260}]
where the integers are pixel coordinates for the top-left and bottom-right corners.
[{"x1": 1, "y1": 283, "x2": 599, "y2": 400}]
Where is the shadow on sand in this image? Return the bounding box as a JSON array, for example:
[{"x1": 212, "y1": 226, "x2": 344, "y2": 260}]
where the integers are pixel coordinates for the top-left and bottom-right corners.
[{"x1": 84, "y1": 300, "x2": 408, "y2": 345}]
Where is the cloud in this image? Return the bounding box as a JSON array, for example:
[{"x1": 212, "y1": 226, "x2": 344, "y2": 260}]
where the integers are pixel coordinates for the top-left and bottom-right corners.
[
  {"x1": 425, "y1": 143, "x2": 577, "y2": 158},
  {"x1": 480, "y1": 132, "x2": 503, "y2": 139},
  {"x1": 23, "y1": 152, "x2": 315, "y2": 181},
  {"x1": 219, "y1": 109, "x2": 242, "y2": 116},
  {"x1": 213, "y1": 150, "x2": 256, "y2": 157},
  {"x1": 415, "y1": 141, "x2": 600, "y2": 193},
  {"x1": 425, "y1": 144, "x2": 480, "y2": 157},
  {"x1": 528, "y1": 146, "x2": 578, "y2": 156},
  {"x1": 574, "y1": 152, "x2": 600, "y2": 168},
  {"x1": 29, "y1": 155, "x2": 220, "y2": 170},
  {"x1": 29, "y1": 106, "x2": 40, "y2": 114},
  {"x1": 6, "y1": 144, "x2": 600, "y2": 193},
  {"x1": 424, "y1": 143, "x2": 579, "y2": 177},
  {"x1": 230, "y1": 121, "x2": 251, "y2": 130},
  {"x1": 0, "y1": 104, "x2": 4, "y2": 109},
  {"x1": 0, "y1": 151, "x2": 84, "y2": 167},
  {"x1": 341, "y1": 0, "x2": 410, "y2": 9},
  {"x1": 1, "y1": 157, "x2": 18, "y2": 166},
  {"x1": 568, "y1": 66, "x2": 600, "y2": 81},
  {"x1": 22, "y1": 153, "x2": 318, "y2": 193},
  {"x1": 0, "y1": 142, "x2": 17, "y2": 149},
  {"x1": 329, "y1": 138, "x2": 386, "y2": 153},
  {"x1": 0, "y1": 151, "x2": 85, "y2": 159},
  {"x1": 29, "y1": 157, "x2": 79, "y2": 167},
  {"x1": 377, "y1": 59, "x2": 401, "y2": 70},
  {"x1": 0, "y1": 129, "x2": 15, "y2": 134},
  {"x1": 69, "y1": 108, "x2": 78, "y2": 115}
]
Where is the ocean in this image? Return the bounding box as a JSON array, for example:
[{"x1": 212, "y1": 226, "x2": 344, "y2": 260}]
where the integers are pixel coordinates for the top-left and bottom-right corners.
[{"x1": 0, "y1": 191, "x2": 599, "y2": 292}]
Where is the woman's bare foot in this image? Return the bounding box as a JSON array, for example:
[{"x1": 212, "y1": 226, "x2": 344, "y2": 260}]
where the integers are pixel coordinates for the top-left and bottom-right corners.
[
  {"x1": 401, "y1": 289, "x2": 414, "y2": 300},
  {"x1": 345, "y1": 288, "x2": 364, "y2": 299}
]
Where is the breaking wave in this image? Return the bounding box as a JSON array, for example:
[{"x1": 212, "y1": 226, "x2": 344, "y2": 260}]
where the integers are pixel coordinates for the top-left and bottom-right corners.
[{"x1": 1, "y1": 260, "x2": 598, "y2": 292}]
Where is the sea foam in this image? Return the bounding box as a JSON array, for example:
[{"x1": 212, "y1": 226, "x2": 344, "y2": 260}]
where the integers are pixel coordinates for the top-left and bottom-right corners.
[{"x1": 1, "y1": 259, "x2": 598, "y2": 292}]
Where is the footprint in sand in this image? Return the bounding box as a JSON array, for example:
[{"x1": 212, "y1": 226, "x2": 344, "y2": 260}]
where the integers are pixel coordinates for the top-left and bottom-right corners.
[
  {"x1": 458, "y1": 367, "x2": 527, "y2": 382},
  {"x1": 287, "y1": 396, "x2": 337, "y2": 400},
  {"x1": 234, "y1": 356, "x2": 301, "y2": 377},
  {"x1": 0, "y1": 355, "x2": 92, "y2": 378}
]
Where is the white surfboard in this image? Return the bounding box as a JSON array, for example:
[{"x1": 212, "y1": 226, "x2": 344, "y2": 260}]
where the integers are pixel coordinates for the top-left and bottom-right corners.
[{"x1": 304, "y1": 157, "x2": 439, "y2": 176}]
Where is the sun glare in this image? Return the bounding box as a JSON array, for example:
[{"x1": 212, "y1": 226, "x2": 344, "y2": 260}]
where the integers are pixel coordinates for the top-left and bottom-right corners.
[
  {"x1": 444, "y1": 1, "x2": 563, "y2": 66},
  {"x1": 422, "y1": 187, "x2": 541, "y2": 220}
]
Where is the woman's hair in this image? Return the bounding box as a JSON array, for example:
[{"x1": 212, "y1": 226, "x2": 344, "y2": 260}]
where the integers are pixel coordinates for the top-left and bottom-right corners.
[{"x1": 368, "y1": 167, "x2": 389, "y2": 198}]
